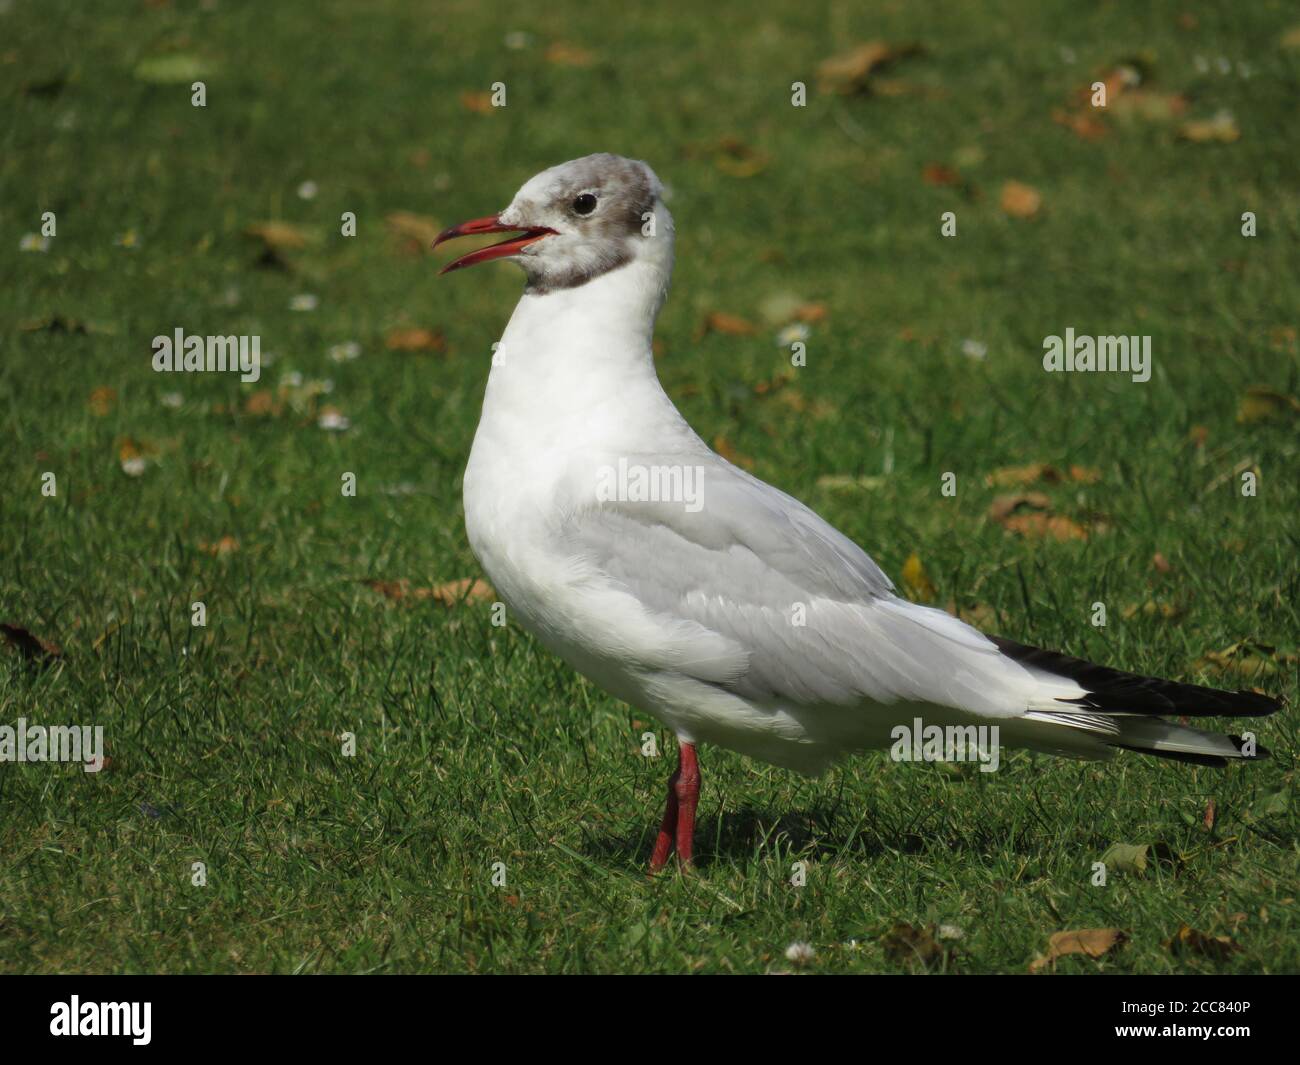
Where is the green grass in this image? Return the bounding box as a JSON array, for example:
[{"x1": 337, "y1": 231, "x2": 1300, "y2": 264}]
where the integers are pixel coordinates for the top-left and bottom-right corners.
[{"x1": 1, "y1": 0, "x2": 1297, "y2": 973}]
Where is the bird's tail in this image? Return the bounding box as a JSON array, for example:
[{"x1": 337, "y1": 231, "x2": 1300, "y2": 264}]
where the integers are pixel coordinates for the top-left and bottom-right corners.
[{"x1": 995, "y1": 635, "x2": 1282, "y2": 768}]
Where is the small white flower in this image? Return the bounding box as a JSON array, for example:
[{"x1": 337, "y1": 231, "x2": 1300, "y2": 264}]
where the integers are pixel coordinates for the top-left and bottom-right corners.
[
  {"x1": 19, "y1": 233, "x2": 50, "y2": 252},
  {"x1": 937, "y1": 924, "x2": 965, "y2": 941},
  {"x1": 961, "y1": 338, "x2": 988, "y2": 360},
  {"x1": 280, "y1": 371, "x2": 303, "y2": 388},
  {"x1": 120, "y1": 456, "x2": 147, "y2": 477},
  {"x1": 289, "y1": 293, "x2": 318, "y2": 312},
  {"x1": 160, "y1": 392, "x2": 184, "y2": 409},
  {"x1": 318, "y1": 409, "x2": 351, "y2": 432},
  {"x1": 777, "y1": 322, "x2": 810, "y2": 347},
  {"x1": 784, "y1": 941, "x2": 815, "y2": 965},
  {"x1": 297, "y1": 180, "x2": 319, "y2": 200},
  {"x1": 328, "y1": 341, "x2": 361, "y2": 363}
]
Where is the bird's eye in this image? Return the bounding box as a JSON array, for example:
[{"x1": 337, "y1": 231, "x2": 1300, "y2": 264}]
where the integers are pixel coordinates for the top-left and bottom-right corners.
[{"x1": 572, "y1": 193, "x2": 598, "y2": 215}]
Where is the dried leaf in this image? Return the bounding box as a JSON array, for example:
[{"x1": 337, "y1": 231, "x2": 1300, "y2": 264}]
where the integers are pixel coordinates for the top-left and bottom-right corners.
[
  {"x1": 385, "y1": 211, "x2": 443, "y2": 254},
  {"x1": 1194, "y1": 640, "x2": 1291, "y2": 679},
  {"x1": 244, "y1": 221, "x2": 313, "y2": 251},
  {"x1": 713, "y1": 137, "x2": 768, "y2": 178},
  {"x1": 1000, "y1": 180, "x2": 1042, "y2": 219},
  {"x1": 816, "y1": 41, "x2": 923, "y2": 95},
  {"x1": 1166, "y1": 924, "x2": 1241, "y2": 961},
  {"x1": 1178, "y1": 112, "x2": 1240, "y2": 144},
  {"x1": 1203, "y1": 798, "x2": 1216, "y2": 831},
  {"x1": 244, "y1": 390, "x2": 278, "y2": 416},
  {"x1": 713, "y1": 435, "x2": 754, "y2": 470},
  {"x1": 460, "y1": 91, "x2": 494, "y2": 114},
  {"x1": 88, "y1": 386, "x2": 117, "y2": 416},
  {"x1": 698, "y1": 312, "x2": 758, "y2": 338},
  {"x1": 545, "y1": 42, "x2": 594, "y2": 66},
  {"x1": 1099, "y1": 842, "x2": 1150, "y2": 875},
  {"x1": 901, "y1": 553, "x2": 937, "y2": 603},
  {"x1": 1030, "y1": 928, "x2": 1126, "y2": 972},
  {"x1": 1237, "y1": 387, "x2": 1300, "y2": 424},
  {"x1": 922, "y1": 162, "x2": 961, "y2": 186},
  {"x1": 199, "y1": 536, "x2": 240, "y2": 557},
  {"x1": 988, "y1": 492, "x2": 1052, "y2": 522},
  {"x1": 986, "y1": 463, "x2": 1062, "y2": 488},
  {"x1": 363, "y1": 578, "x2": 495, "y2": 605},
  {"x1": 385, "y1": 327, "x2": 446, "y2": 353}
]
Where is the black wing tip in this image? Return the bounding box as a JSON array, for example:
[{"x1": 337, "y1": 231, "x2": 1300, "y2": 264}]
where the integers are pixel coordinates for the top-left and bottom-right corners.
[{"x1": 993, "y1": 634, "x2": 1285, "y2": 719}]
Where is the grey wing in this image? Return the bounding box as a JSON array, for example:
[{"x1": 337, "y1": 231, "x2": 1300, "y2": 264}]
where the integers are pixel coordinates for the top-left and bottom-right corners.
[{"x1": 558, "y1": 458, "x2": 1031, "y2": 716}]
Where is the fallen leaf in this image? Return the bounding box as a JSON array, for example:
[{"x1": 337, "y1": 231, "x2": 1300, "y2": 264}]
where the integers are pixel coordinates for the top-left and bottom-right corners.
[
  {"x1": 385, "y1": 327, "x2": 446, "y2": 353},
  {"x1": 1203, "y1": 798, "x2": 1216, "y2": 831},
  {"x1": 1166, "y1": 924, "x2": 1241, "y2": 962},
  {"x1": 1069, "y1": 465, "x2": 1101, "y2": 484},
  {"x1": 244, "y1": 221, "x2": 313, "y2": 251},
  {"x1": 1194, "y1": 640, "x2": 1292, "y2": 679},
  {"x1": 363, "y1": 578, "x2": 495, "y2": 605},
  {"x1": 0, "y1": 623, "x2": 62, "y2": 662},
  {"x1": 986, "y1": 463, "x2": 1062, "y2": 488},
  {"x1": 1178, "y1": 111, "x2": 1240, "y2": 143},
  {"x1": 88, "y1": 386, "x2": 117, "y2": 416},
  {"x1": 1121, "y1": 600, "x2": 1183, "y2": 622},
  {"x1": 697, "y1": 312, "x2": 758, "y2": 338},
  {"x1": 545, "y1": 42, "x2": 594, "y2": 66},
  {"x1": 1004, "y1": 513, "x2": 1089, "y2": 541},
  {"x1": 1152, "y1": 552, "x2": 1172, "y2": 573},
  {"x1": 901, "y1": 553, "x2": 937, "y2": 602},
  {"x1": 947, "y1": 600, "x2": 998, "y2": 630},
  {"x1": 199, "y1": 536, "x2": 240, "y2": 557},
  {"x1": 713, "y1": 435, "x2": 754, "y2": 470},
  {"x1": 713, "y1": 137, "x2": 768, "y2": 178},
  {"x1": 1000, "y1": 180, "x2": 1042, "y2": 219},
  {"x1": 987, "y1": 492, "x2": 1052, "y2": 523},
  {"x1": 385, "y1": 211, "x2": 443, "y2": 254},
  {"x1": 1030, "y1": 928, "x2": 1127, "y2": 972},
  {"x1": 460, "y1": 91, "x2": 494, "y2": 113},
  {"x1": 1099, "y1": 842, "x2": 1150, "y2": 875},
  {"x1": 1236, "y1": 387, "x2": 1300, "y2": 424},
  {"x1": 881, "y1": 923, "x2": 954, "y2": 971},
  {"x1": 816, "y1": 41, "x2": 923, "y2": 95},
  {"x1": 922, "y1": 162, "x2": 961, "y2": 186},
  {"x1": 244, "y1": 390, "x2": 279, "y2": 416}
]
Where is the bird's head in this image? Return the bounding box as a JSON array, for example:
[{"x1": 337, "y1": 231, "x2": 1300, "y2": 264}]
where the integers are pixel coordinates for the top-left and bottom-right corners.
[{"x1": 432, "y1": 153, "x2": 672, "y2": 294}]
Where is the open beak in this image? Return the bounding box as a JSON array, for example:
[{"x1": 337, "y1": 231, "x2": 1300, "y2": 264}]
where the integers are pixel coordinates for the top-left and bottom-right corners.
[{"x1": 431, "y1": 215, "x2": 557, "y2": 275}]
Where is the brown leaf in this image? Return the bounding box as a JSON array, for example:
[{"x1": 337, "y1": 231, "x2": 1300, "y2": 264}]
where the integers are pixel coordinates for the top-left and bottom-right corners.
[
  {"x1": 244, "y1": 389, "x2": 279, "y2": 416},
  {"x1": 459, "y1": 91, "x2": 494, "y2": 113},
  {"x1": 1178, "y1": 112, "x2": 1240, "y2": 143},
  {"x1": 385, "y1": 211, "x2": 443, "y2": 254},
  {"x1": 1166, "y1": 923, "x2": 1241, "y2": 962},
  {"x1": 816, "y1": 41, "x2": 923, "y2": 95},
  {"x1": 199, "y1": 536, "x2": 240, "y2": 557},
  {"x1": 385, "y1": 327, "x2": 446, "y2": 353},
  {"x1": 922, "y1": 163, "x2": 961, "y2": 186},
  {"x1": 88, "y1": 386, "x2": 117, "y2": 416},
  {"x1": 1194, "y1": 640, "x2": 1292, "y2": 679},
  {"x1": 713, "y1": 435, "x2": 754, "y2": 470},
  {"x1": 1152, "y1": 552, "x2": 1172, "y2": 573},
  {"x1": 713, "y1": 137, "x2": 768, "y2": 178},
  {"x1": 244, "y1": 221, "x2": 313, "y2": 251},
  {"x1": 1030, "y1": 928, "x2": 1127, "y2": 972},
  {"x1": 901, "y1": 553, "x2": 937, "y2": 603},
  {"x1": 881, "y1": 923, "x2": 954, "y2": 971},
  {"x1": 0, "y1": 622, "x2": 62, "y2": 662},
  {"x1": 1237, "y1": 387, "x2": 1300, "y2": 424},
  {"x1": 988, "y1": 492, "x2": 1052, "y2": 522},
  {"x1": 697, "y1": 312, "x2": 758, "y2": 338},
  {"x1": 1003, "y1": 513, "x2": 1090, "y2": 541},
  {"x1": 1000, "y1": 180, "x2": 1042, "y2": 219},
  {"x1": 545, "y1": 42, "x2": 594, "y2": 66},
  {"x1": 1203, "y1": 798, "x2": 1216, "y2": 831},
  {"x1": 363, "y1": 577, "x2": 495, "y2": 605},
  {"x1": 946, "y1": 600, "x2": 998, "y2": 631},
  {"x1": 986, "y1": 463, "x2": 1062, "y2": 488},
  {"x1": 1069, "y1": 465, "x2": 1102, "y2": 484}
]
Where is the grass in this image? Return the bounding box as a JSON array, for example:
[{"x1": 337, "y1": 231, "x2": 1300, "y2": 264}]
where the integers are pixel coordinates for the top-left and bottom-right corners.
[{"x1": 1, "y1": 0, "x2": 1297, "y2": 973}]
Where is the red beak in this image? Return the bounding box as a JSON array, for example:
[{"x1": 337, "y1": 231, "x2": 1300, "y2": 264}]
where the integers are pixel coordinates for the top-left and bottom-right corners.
[{"x1": 431, "y1": 214, "x2": 557, "y2": 274}]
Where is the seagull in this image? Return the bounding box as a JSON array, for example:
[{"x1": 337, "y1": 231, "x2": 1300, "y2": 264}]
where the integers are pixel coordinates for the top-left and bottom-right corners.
[{"x1": 433, "y1": 153, "x2": 1281, "y2": 872}]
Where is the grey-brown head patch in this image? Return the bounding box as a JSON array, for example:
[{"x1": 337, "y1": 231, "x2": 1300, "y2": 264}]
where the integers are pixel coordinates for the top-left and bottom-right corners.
[{"x1": 498, "y1": 153, "x2": 663, "y2": 294}]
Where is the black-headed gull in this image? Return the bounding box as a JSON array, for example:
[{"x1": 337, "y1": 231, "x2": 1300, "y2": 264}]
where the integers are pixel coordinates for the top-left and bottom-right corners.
[{"x1": 433, "y1": 153, "x2": 1280, "y2": 871}]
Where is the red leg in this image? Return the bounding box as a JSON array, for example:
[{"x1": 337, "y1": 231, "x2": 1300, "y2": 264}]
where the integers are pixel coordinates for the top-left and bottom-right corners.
[{"x1": 648, "y1": 741, "x2": 700, "y2": 873}]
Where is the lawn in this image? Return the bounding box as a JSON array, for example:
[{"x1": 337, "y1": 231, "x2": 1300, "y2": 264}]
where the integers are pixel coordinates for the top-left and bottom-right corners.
[{"x1": 1, "y1": 0, "x2": 1297, "y2": 974}]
